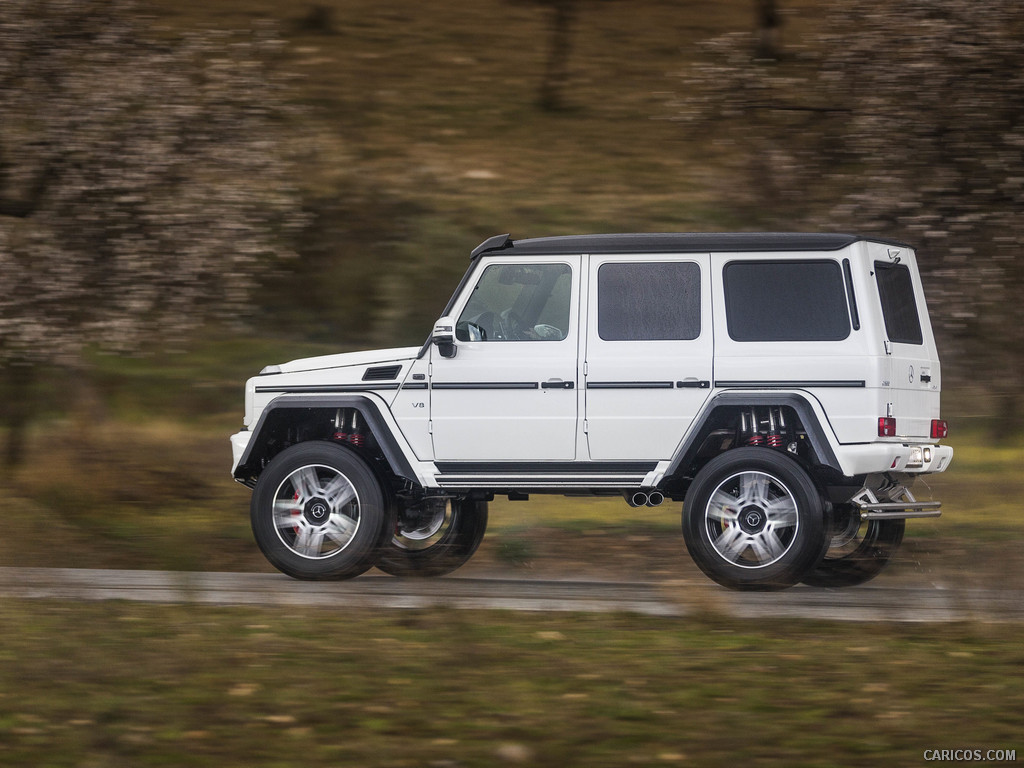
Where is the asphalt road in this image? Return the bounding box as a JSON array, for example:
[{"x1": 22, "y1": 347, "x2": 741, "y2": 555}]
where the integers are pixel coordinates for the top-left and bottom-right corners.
[{"x1": 2, "y1": 567, "x2": 1022, "y2": 622}]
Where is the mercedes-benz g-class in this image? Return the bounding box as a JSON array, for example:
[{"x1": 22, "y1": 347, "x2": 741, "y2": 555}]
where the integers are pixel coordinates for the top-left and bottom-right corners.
[{"x1": 231, "y1": 233, "x2": 952, "y2": 590}]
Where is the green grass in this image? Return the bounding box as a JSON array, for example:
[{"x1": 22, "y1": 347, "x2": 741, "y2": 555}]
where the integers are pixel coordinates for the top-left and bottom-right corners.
[{"x1": 1, "y1": 601, "x2": 1021, "y2": 767}]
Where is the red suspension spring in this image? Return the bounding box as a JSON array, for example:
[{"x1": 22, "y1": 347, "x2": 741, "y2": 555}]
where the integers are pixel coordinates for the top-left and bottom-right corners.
[{"x1": 332, "y1": 431, "x2": 365, "y2": 447}]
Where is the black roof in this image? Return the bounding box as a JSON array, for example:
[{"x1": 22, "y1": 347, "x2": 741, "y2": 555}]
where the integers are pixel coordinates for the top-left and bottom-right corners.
[{"x1": 471, "y1": 232, "x2": 909, "y2": 259}]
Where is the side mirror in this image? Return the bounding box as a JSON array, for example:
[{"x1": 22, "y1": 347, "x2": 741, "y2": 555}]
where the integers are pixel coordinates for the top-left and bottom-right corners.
[{"x1": 432, "y1": 316, "x2": 457, "y2": 358}]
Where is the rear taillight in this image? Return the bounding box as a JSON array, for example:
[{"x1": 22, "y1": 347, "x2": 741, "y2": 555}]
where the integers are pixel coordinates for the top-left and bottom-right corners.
[
  {"x1": 878, "y1": 417, "x2": 897, "y2": 437},
  {"x1": 931, "y1": 419, "x2": 949, "y2": 440}
]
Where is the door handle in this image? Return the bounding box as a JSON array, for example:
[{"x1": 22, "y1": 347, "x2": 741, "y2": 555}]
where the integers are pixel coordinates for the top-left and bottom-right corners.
[
  {"x1": 676, "y1": 379, "x2": 711, "y2": 389},
  {"x1": 541, "y1": 380, "x2": 575, "y2": 389}
]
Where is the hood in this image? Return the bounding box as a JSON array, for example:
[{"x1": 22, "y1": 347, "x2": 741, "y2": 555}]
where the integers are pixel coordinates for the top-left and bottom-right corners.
[{"x1": 272, "y1": 346, "x2": 421, "y2": 374}]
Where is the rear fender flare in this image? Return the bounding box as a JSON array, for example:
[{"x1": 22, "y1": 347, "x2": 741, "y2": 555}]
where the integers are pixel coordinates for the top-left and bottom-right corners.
[{"x1": 665, "y1": 391, "x2": 842, "y2": 480}]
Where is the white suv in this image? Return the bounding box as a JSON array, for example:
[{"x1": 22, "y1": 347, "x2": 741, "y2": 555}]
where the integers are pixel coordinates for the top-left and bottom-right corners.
[{"x1": 231, "y1": 233, "x2": 952, "y2": 590}]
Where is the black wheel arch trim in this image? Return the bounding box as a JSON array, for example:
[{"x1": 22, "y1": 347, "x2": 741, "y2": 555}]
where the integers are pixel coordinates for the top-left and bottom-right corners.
[
  {"x1": 665, "y1": 391, "x2": 842, "y2": 480},
  {"x1": 235, "y1": 394, "x2": 418, "y2": 485}
]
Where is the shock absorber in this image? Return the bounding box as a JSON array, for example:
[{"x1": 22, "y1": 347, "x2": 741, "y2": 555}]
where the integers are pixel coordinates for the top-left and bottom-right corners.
[
  {"x1": 332, "y1": 408, "x2": 349, "y2": 443},
  {"x1": 333, "y1": 409, "x2": 366, "y2": 447},
  {"x1": 737, "y1": 410, "x2": 751, "y2": 444},
  {"x1": 346, "y1": 410, "x2": 365, "y2": 447},
  {"x1": 767, "y1": 407, "x2": 784, "y2": 448},
  {"x1": 746, "y1": 407, "x2": 765, "y2": 446}
]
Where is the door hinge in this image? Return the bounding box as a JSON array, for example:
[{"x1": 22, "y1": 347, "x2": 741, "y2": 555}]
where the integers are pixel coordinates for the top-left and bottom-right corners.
[
  {"x1": 428, "y1": 420, "x2": 433, "y2": 434},
  {"x1": 583, "y1": 419, "x2": 589, "y2": 434},
  {"x1": 884, "y1": 340, "x2": 893, "y2": 355}
]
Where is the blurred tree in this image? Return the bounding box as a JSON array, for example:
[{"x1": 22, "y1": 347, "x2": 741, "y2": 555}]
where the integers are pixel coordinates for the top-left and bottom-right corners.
[
  {"x1": 673, "y1": 0, "x2": 1024, "y2": 435},
  {"x1": 0, "y1": 0, "x2": 306, "y2": 465},
  {"x1": 510, "y1": 0, "x2": 619, "y2": 111},
  {"x1": 754, "y1": 0, "x2": 781, "y2": 60}
]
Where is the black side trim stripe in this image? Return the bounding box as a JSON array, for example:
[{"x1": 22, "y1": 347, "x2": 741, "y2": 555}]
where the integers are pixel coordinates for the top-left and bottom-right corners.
[
  {"x1": 587, "y1": 381, "x2": 711, "y2": 390},
  {"x1": 255, "y1": 384, "x2": 401, "y2": 393},
  {"x1": 587, "y1": 381, "x2": 674, "y2": 389},
  {"x1": 432, "y1": 382, "x2": 539, "y2": 390},
  {"x1": 715, "y1": 380, "x2": 866, "y2": 389},
  {"x1": 401, "y1": 382, "x2": 428, "y2": 390}
]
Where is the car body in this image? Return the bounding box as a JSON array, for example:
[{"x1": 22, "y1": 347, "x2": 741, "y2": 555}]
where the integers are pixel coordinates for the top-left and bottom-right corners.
[{"x1": 232, "y1": 233, "x2": 952, "y2": 589}]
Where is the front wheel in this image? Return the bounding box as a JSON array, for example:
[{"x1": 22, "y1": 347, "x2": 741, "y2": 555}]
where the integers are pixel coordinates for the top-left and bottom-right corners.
[
  {"x1": 250, "y1": 442, "x2": 389, "y2": 580},
  {"x1": 801, "y1": 511, "x2": 904, "y2": 588},
  {"x1": 376, "y1": 497, "x2": 488, "y2": 577},
  {"x1": 682, "y1": 448, "x2": 829, "y2": 591}
]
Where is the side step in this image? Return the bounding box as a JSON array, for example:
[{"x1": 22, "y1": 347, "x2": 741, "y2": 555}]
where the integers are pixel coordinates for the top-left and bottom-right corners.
[{"x1": 436, "y1": 473, "x2": 649, "y2": 490}]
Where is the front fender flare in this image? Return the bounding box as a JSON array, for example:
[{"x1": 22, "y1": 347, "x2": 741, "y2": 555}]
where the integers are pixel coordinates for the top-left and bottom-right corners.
[{"x1": 233, "y1": 394, "x2": 418, "y2": 486}]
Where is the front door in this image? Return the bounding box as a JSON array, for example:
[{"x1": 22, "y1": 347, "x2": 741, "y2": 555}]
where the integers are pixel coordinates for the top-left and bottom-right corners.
[
  {"x1": 429, "y1": 256, "x2": 580, "y2": 461},
  {"x1": 583, "y1": 254, "x2": 714, "y2": 461}
]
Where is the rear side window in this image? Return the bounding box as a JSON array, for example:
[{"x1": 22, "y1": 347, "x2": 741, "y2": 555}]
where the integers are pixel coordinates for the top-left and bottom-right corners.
[
  {"x1": 597, "y1": 262, "x2": 701, "y2": 341},
  {"x1": 724, "y1": 260, "x2": 850, "y2": 341},
  {"x1": 875, "y1": 261, "x2": 923, "y2": 345}
]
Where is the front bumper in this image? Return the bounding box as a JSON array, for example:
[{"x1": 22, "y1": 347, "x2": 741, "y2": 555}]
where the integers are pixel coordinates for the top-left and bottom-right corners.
[{"x1": 230, "y1": 429, "x2": 252, "y2": 476}]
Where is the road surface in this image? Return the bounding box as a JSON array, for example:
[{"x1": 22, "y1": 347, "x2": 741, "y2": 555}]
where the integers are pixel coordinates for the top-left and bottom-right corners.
[{"x1": 2, "y1": 567, "x2": 1021, "y2": 622}]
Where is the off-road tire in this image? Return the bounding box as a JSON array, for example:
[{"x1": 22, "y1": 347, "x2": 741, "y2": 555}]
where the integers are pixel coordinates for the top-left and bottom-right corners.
[
  {"x1": 801, "y1": 515, "x2": 905, "y2": 588},
  {"x1": 377, "y1": 498, "x2": 488, "y2": 578},
  {"x1": 250, "y1": 442, "x2": 390, "y2": 580},
  {"x1": 683, "y1": 447, "x2": 829, "y2": 591}
]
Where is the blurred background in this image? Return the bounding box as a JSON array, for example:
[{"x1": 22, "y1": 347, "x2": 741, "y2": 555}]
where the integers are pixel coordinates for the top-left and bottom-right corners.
[
  {"x1": 2, "y1": 0, "x2": 1021, "y2": 556},
  {"x1": 2, "y1": 0, "x2": 1023, "y2": 582}
]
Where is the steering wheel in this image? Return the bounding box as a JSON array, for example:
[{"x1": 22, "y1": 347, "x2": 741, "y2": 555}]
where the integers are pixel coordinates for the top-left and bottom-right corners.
[
  {"x1": 499, "y1": 310, "x2": 526, "y2": 340},
  {"x1": 474, "y1": 312, "x2": 498, "y2": 340}
]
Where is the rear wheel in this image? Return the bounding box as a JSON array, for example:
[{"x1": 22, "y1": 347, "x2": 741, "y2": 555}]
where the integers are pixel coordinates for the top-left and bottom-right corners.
[
  {"x1": 801, "y1": 509, "x2": 904, "y2": 588},
  {"x1": 377, "y1": 497, "x2": 488, "y2": 577},
  {"x1": 683, "y1": 448, "x2": 829, "y2": 590},
  {"x1": 250, "y1": 442, "x2": 389, "y2": 580}
]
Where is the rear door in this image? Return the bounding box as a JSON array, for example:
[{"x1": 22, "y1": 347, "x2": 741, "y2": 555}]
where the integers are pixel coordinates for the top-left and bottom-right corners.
[
  {"x1": 582, "y1": 254, "x2": 713, "y2": 461},
  {"x1": 871, "y1": 245, "x2": 941, "y2": 437}
]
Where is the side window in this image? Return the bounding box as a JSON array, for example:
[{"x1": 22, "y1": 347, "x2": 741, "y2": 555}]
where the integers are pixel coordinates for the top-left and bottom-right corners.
[
  {"x1": 875, "y1": 262, "x2": 923, "y2": 345},
  {"x1": 456, "y1": 263, "x2": 571, "y2": 341},
  {"x1": 597, "y1": 262, "x2": 701, "y2": 341},
  {"x1": 724, "y1": 260, "x2": 850, "y2": 341}
]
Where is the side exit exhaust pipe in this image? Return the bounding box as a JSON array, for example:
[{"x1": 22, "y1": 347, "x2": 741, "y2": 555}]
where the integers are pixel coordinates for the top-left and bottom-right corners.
[
  {"x1": 626, "y1": 491, "x2": 648, "y2": 507},
  {"x1": 624, "y1": 490, "x2": 665, "y2": 508}
]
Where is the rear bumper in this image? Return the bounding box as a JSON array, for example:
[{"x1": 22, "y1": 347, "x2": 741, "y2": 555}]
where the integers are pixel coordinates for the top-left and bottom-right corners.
[{"x1": 834, "y1": 443, "x2": 953, "y2": 477}]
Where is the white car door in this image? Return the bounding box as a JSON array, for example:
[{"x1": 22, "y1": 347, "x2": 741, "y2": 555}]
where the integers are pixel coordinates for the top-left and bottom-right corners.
[
  {"x1": 429, "y1": 256, "x2": 580, "y2": 461},
  {"x1": 583, "y1": 254, "x2": 714, "y2": 461}
]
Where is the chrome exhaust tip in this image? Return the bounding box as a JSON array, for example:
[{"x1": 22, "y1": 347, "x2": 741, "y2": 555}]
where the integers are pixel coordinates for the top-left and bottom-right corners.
[{"x1": 625, "y1": 491, "x2": 649, "y2": 508}]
